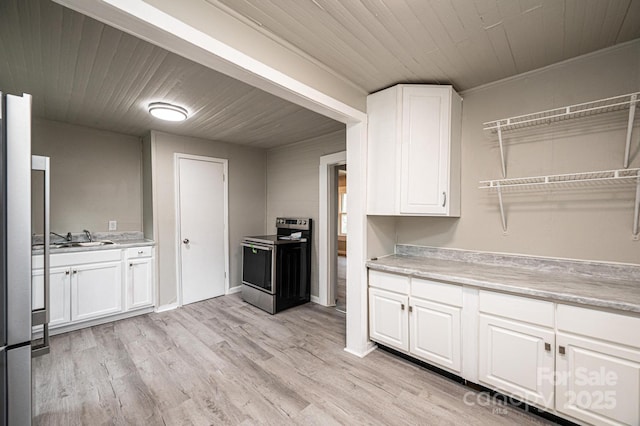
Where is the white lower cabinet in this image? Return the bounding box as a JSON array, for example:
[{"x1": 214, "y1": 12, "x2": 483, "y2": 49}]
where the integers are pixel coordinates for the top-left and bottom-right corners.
[
  {"x1": 368, "y1": 271, "x2": 462, "y2": 373},
  {"x1": 555, "y1": 304, "x2": 640, "y2": 426},
  {"x1": 71, "y1": 261, "x2": 123, "y2": 321},
  {"x1": 477, "y1": 291, "x2": 555, "y2": 409},
  {"x1": 126, "y1": 255, "x2": 154, "y2": 310},
  {"x1": 368, "y1": 269, "x2": 640, "y2": 425},
  {"x1": 369, "y1": 287, "x2": 409, "y2": 351},
  {"x1": 32, "y1": 266, "x2": 71, "y2": 327},
  {"x1": 555, "y1": 333, "x2": 640, "y2": 426},
  {"x1": 410, "y1": 277, "x2": 463, "y2": 374},
  {"x1": 32, "y1": 245, "x2": 154, "y2": 332},
  {"x1": 410, "y1": 298, "x2": 462, "y2": 373},
  {"x1": 478, "y1": 314, "x2": 555, "y2": 409}
]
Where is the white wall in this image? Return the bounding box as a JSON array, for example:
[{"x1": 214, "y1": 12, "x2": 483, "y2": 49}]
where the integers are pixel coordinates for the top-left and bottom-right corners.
[
  {"x1": 150, "y1": 130, "x2": 267, "y2": 307},
  {"x1": 266, "y1": 129, "x2": 346, "y2": 297},
  {"x1": 394, "y1": 41, "x2": 640, "y2": 265},
  {"x1": 31, "y1": 118, "x2": 143, "y2": 234}
]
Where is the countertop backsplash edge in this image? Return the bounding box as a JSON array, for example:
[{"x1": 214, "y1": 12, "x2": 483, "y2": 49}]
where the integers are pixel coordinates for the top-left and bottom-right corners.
[{"x1": 395, "y1": 244, "x2": 640, "y2": 282}]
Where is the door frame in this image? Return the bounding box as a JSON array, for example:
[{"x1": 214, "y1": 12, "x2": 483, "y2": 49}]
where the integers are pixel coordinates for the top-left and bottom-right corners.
[
  {"x1": 318, "y1": 151, "x2": 346, "y2": 307},
  {"x1": 174, "y1": 153, "x2": 230, "y2": 307}
]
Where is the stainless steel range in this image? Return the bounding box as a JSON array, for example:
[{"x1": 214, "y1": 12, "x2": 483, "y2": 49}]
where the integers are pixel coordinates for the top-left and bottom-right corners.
[{"x1": 241, "y1": 218, "x2": 311, "y2": 314}]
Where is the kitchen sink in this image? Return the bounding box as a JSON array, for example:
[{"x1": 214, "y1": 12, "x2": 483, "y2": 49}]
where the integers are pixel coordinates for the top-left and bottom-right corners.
[
  {"x1": 32, "y1": 240, "x2": 115, "y2": 250},
  {"x1": 72, "y1": 240, "x2": 115, "y2": 247}
]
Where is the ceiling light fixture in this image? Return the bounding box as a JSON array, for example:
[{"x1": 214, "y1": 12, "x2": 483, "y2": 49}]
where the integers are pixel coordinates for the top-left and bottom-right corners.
[{"x1": 148, "y1": 102, "x2": 188, "y2": 122}]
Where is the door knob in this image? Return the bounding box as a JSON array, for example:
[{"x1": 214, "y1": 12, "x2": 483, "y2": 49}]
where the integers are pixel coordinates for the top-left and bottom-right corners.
[{"x1": 183, "y1": 238, "x2": 190, "y2": 244}]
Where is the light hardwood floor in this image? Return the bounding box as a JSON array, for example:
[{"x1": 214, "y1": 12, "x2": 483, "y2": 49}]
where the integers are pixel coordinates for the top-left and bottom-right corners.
[{"x1": 34, "y1": 295, "x2": 552, "y2": 425}]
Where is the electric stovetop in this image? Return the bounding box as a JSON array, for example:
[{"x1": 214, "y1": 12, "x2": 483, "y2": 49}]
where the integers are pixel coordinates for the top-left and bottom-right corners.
[{"x1": 243, "y1": 235, "x2": 307, "y2": 245}]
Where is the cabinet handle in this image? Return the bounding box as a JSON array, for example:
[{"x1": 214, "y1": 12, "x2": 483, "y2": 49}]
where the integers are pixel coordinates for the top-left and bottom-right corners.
[
  {"x1": 559, "y1": 345, "x2": 566, "y2": 355},
  {"x1": 73, "y1": 270, "x2": 77, "y2": 274},
  {"x1": 544, "y1": 342, "x2": 551, "y2": 352},
  {"x1": 138, "y1": 250, "x2": 143, "y2": 254},
  {"x1": 129, "y1": 263, "x2": 133, "y2": 267},
  {"x1": 401, "y1": 303, "x2": 405, "y2": 311},
  {"x1": 409, "y1": 305, "x2": 413, "y2": 313},
  {"x1": 65, "y1": 270, "x2": 70, "y2": 275},
  {"x1": 442, "y1": 192, "x2": 447, "y2": 207}
]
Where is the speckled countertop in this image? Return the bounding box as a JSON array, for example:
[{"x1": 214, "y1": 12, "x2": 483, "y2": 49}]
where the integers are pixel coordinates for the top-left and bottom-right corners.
[
  {"x1": 32, "y1": 231, "x2": 154, "y2": 255},
  {"x1": 366, "y1": 245, "x2": 640, "y2": 314}
]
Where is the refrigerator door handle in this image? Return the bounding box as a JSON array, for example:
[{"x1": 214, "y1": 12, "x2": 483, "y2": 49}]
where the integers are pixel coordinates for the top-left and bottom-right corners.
[
  {"x1": 31, "y1": 323, "x2": 49, "y2": 358},
  {"x1": 31, "y1": 155, "x2": 50, "y2": 357}
]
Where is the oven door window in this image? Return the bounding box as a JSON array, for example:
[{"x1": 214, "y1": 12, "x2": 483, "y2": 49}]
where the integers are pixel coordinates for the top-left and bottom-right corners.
[{"x1": 242, "y1": 244, "x2": 273, "y2": 293}]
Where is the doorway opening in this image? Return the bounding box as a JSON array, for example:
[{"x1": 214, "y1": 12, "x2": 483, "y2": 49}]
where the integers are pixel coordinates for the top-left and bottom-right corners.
[
  {"x1": 336, "y1": 166, "x2": 347, "y2": 313},
  {"x1": 318, "y1": 151, "x2": 346, "y2": 309}
]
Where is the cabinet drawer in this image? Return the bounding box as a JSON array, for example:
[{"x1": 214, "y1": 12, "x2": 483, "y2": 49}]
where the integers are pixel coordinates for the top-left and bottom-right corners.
[
  {"x1": 479, "y1": 291, "x2": 554, "y2": 328},
  {"x1": 411, "y1": 277, "x2": 462, "y2": 307},
  {"x1": 369, "y1": 270, "x2": 409, "y2": 294},
  {"x1": 34, "y1": 249, "x2": 122, "y2": 269},
  {"x1": 557, "y1": 304, "x2": 640, "y2": 349},
  {"x1": 126, "y1": 246, "x2": 152, "y2": 258}
]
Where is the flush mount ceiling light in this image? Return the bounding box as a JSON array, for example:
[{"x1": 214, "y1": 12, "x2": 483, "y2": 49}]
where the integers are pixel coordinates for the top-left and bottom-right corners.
[{"x1": 148, "y1": 102, "x2": 188, "y2": 122}]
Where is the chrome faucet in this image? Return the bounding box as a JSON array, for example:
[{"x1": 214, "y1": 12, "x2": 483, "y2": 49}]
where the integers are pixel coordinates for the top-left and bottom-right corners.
[
  {"x1": 83, "y1": 229, "x2": 93, "y2": 242},
  {"x1": 50, "y1": 231, "x2": 72, "y2": 242}
]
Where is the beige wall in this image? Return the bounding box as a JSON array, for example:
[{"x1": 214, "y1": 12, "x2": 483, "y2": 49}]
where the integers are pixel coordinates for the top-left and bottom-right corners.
[
  {"x1": 31, "y1": 118, "x2": 143, "y2": 234},
  {"x1": 150, "y1": 131, "x2": 267, "y2": 307},
  {"x1": 266, "y1": 129, "x2": 346, "y2": 297},
  {"x1": 394, "y1": 41, "x2": 640, "y2": 265},
  {"x1": 142, "y1": 133, "x2": 154, "y2": 239}
]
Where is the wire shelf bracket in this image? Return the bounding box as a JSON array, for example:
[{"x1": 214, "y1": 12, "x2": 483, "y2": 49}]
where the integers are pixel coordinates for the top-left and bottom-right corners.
[
  {"x1": 479, "y1": 169, "x2": 640, "y2": 239},
  {"x1": 484, "y1": 92, "x2": 639, "y2": 176}
]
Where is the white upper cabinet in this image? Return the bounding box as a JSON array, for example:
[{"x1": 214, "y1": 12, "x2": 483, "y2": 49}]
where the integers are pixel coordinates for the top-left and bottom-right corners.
[{"x1": 367, "y1": 84, "x2": 462, "y2": 216}]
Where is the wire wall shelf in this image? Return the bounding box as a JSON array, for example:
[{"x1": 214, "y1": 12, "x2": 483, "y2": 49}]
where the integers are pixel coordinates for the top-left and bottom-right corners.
[
  {"x1": 483, "y1": 92, "x2": 639, "y2": 133},
  {"x1": 479, "y1": 169, "x2": 640, "y2": 239},
  {"x1": 483, "y1": 92, "x2": 639, "y2": 177},
  {"x1": 479, "y1": 169, "x2": 640, "y2": 191}
]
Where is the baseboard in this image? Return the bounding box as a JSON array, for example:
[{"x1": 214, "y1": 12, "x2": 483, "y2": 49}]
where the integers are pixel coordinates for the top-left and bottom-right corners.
[
  {"x1": 155, "y1": 302, "x2": 179, "y2": 313},
  {"x1": 45, "y1": 306, "x2": 155, "y2": 336},
  {"x1": 227, "y1": 285, "x2": 242, "y2": 295},
  {"x1": 310, "y1": 295, "x2": 321, "y2": 304},
  {"x1": 344, "y1": 341, "x2": 377, "y2": 358}
]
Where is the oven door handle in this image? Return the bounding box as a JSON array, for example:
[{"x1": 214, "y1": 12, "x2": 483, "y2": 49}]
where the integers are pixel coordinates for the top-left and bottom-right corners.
[{"x1": 241, "y1": 242, "x2": 273, "y2": 253}]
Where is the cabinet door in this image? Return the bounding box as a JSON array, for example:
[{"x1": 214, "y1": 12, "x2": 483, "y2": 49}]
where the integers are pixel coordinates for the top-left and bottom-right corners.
[
  {"x1": 71, "y1": 261, "x2": 123, "y2": 322},
  {"x1": 556, "y1": 332, "x2": 640, "y2": 426},
  {"x1": 369, "y1": 288, "x2": 409, "y2": 351},
  {"x1": 478, "y1": 314, "x2": 555, "y2": 409},
  {"x1": 32, "y1": 267, "x2": 71, "y2": 327},
  {"x1": 126, "y1": 257, "x2": 153, "y2": 310},
  {"x1": 410, "y1": 297, "x2": 461, "y2": 373},
  {"x1": 400, "y1": 86, "x2": 450, "y2": 215}
]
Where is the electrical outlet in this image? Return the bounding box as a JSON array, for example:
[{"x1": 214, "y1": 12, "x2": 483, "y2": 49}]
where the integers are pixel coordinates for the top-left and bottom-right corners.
[{"x1": 108, "y1": 220, "x2": 117, "y2": 231}]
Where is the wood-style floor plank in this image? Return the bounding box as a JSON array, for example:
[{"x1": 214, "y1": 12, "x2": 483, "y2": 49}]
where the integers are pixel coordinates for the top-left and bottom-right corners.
[{"x1": 34, "y1": 294, "x2": 553, "y2": 425}]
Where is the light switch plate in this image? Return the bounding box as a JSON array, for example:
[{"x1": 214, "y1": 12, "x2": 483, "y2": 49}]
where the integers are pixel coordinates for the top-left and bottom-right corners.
[{"x1": 108, "y1": 220, "x2": 117, "y2": 231}]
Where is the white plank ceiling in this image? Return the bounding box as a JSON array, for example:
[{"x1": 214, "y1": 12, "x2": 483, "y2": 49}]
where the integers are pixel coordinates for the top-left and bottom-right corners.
[
  {"x1": 214, "y1": 0, "x2": 640, "y2": 93},
  {"x1": 1, "y1": 0, "x2": 638, "y2": 147},
  {"x1": 0, "y1": 0, "x2": 344, "y2": 148}
]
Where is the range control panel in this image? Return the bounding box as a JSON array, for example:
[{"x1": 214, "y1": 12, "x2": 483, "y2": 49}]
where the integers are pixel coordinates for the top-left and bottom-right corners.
[{"x1": 276, "y1": 217, "x2": 311, "y2": 230}]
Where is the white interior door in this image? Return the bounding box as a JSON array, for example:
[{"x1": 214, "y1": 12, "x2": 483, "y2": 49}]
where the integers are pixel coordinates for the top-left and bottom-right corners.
[{"x1": 178, "y1": 156, "x2": 227, "y2": 305}]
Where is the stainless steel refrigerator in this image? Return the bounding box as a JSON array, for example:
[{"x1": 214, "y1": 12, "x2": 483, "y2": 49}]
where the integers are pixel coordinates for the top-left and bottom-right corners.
[{"x1": 1, "y1": 92, "x2": 50, "y2": 425}]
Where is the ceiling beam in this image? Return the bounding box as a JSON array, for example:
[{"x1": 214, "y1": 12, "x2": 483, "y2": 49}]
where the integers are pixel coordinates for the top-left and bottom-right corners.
[{"x1": 53, "y1": 0, "x2": 367, "y2": 124}]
